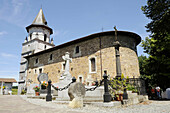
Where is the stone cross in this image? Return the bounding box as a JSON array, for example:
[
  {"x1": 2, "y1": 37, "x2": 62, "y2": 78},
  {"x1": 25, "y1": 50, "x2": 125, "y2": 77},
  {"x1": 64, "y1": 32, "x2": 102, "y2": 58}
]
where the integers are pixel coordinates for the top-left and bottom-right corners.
[
  {"x1": 62, "y1": 52, "x2": 72, "y2": 78},
  {"x1": 114, "y1": 26, "x2": 118, "y2": 41}
]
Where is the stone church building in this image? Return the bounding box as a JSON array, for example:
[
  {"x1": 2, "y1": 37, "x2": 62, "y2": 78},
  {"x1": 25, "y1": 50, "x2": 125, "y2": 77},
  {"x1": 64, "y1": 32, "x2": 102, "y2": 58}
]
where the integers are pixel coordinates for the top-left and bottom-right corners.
[{"x1": 18, "y1": 9, "x2": 141, "y2": 94}]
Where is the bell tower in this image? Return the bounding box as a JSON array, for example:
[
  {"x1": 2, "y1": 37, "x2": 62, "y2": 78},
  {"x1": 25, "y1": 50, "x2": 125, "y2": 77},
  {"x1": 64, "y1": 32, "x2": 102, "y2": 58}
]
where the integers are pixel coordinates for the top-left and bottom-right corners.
[{"x1": 18, "y1": 8, "x2": 55, "y2": 94}]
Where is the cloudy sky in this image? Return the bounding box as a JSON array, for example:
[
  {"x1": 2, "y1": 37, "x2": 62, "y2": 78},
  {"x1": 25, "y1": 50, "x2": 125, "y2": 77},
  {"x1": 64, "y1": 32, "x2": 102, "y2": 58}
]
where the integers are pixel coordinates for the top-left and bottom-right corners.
[{"x1": 0, "y1": 0, "x2": 150, "y2": 85}]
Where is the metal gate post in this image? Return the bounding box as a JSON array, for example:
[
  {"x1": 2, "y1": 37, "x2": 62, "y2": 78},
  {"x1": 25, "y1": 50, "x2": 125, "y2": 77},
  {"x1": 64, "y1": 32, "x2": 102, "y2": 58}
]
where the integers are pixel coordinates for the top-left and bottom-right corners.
[{"x1": 46, "y1": 80, "x2": 52, "y2": 101}]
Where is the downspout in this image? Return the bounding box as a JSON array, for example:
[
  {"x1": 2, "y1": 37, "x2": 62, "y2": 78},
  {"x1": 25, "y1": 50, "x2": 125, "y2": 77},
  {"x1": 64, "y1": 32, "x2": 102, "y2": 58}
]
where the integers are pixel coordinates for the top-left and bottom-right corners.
[{"x1": 99, "y1": 36, "x2": 103, "y2": 79}]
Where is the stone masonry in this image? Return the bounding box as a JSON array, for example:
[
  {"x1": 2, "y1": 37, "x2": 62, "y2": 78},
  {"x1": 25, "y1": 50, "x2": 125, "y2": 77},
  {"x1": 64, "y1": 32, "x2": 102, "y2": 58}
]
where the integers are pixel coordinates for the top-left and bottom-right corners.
[{"x1": 25, "y1": 31, "x2": 141, "y2": 86}]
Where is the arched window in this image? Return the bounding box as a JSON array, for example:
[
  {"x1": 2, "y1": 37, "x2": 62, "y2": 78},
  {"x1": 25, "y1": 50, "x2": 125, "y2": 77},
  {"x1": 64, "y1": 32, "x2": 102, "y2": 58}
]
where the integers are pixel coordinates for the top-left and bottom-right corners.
[
  {"x1": 90, "y1": 58, "x2": 96, "y2": 72},
  {"x1": 75, "y1": 46, "x2": 79, "y2": 53},
  {"x1": 44, "y1": 45, "x2": 46, "y2": 49},
  {"x1": 44, "y1": 34, "x2": 47, "y2": 41},
  {"x1": 30, "y1": 33, "x2": 32, "y2": 40}
]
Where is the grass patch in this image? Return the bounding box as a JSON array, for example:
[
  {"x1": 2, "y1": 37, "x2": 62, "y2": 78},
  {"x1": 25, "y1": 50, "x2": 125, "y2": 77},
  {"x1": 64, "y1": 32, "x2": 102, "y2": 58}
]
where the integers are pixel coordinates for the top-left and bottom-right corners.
[{"x1": 12, "y1": 89, "x2": 18, "y2": 95}]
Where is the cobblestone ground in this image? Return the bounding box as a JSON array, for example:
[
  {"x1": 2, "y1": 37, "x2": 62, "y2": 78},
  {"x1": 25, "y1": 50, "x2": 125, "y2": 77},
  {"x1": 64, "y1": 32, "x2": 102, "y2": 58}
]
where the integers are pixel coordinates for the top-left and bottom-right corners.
[{"x1": 0, "y1": 95, "x2": 170, "y2": 113}]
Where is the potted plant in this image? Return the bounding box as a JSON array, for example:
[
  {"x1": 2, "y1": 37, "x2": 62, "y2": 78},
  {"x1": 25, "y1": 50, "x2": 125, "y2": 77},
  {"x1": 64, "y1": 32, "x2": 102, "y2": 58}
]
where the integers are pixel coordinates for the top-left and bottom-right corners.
[
  {"x1": 109, "y1": 74, "x2": 128, "y2": 101},
  {"x1": 33, "y1": 86, "x2": 40, "y2": 96},
  {"x1": 41, "y1": 81, "x2": 48, "y2": 89}
]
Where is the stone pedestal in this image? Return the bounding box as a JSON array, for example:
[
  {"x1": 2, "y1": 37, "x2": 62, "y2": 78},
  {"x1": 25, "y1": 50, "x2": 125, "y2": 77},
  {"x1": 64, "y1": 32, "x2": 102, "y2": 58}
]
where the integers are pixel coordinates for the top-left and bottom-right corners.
[{"x1": 53, "y1": 79, "x2": 72, "y2": 101}]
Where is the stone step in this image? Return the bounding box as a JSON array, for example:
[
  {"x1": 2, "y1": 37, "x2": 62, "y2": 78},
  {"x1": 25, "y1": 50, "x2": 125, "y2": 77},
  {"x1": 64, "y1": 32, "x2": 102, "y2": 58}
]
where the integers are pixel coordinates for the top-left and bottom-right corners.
[
  {"x1": 84, "y1": 101, "x2": 121, "y2": 107},
  {"x1": 122, "y1": 95, "x2": 148, "y2": 106}
]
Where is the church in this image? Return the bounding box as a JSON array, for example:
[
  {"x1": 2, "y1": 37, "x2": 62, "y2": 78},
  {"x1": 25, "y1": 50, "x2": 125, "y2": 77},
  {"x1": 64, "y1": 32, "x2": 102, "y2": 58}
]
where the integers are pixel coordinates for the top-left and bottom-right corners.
[{"x1": 18, "y1": 8, "x2": 141, "y2": 94}]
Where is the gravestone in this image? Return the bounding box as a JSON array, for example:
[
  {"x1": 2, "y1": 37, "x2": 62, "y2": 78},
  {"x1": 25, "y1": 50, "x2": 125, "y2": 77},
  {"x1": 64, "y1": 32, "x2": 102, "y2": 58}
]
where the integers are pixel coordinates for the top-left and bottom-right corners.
[
  {"x1": 166, "y1": 88, "x2": 170, "y2": 99},
  {"x1": 68, "y1": 82, "x2": 86, "y2": 100},
  {"x1": 37, "y1": 73, "x2": 48, "y2": 83},
  {"x1": 37, "y1": 73, "x2": 48, "y2": 94},
  {"x1": 68, "y1": 82, "x2": 86, "y2": 108}
]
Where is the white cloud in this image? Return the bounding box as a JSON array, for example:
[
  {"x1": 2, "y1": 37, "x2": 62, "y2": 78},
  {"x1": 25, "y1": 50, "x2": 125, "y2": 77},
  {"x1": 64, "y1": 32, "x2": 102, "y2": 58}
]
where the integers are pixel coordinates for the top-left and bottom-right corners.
[
  {"x1": 0, "y1": 0, "x2": 30, "y2": 27},
  {"x1": 0, "y1": 31, "x2": 7, "y2": 36},
  {"x1": 1, "y1": 53, "x2": 17, "y2": 58},
  {"x1": 12, "y1": 0, "x2": 24, "y2": 16}
]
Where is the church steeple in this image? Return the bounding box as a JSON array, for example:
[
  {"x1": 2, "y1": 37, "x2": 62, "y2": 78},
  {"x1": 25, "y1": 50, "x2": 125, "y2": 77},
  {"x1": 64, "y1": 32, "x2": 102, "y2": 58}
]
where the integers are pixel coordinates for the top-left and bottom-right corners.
[
  {"x1": 32, "y1": 8, "x2": 47, "y2": 25},
  {"x1": 26, "y1": 8, "x2": 53, "y2": 34}
]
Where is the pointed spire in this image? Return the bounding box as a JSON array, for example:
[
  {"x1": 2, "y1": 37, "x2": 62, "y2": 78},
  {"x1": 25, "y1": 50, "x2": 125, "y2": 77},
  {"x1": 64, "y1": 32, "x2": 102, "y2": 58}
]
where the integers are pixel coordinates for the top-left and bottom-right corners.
[{"x1": 32, "y1": 8, "x2": 47, "y2": 25}]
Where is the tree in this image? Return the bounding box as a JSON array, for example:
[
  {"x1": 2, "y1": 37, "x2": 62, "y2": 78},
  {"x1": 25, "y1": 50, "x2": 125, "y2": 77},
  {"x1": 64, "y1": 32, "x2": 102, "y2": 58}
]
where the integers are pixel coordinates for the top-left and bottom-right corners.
[
  {"x1": 138, "y1": 55, "x2": 147, "y2": 76},
  {"x1": 141, "y1": 0, "x2": 170, "y2": 90}
]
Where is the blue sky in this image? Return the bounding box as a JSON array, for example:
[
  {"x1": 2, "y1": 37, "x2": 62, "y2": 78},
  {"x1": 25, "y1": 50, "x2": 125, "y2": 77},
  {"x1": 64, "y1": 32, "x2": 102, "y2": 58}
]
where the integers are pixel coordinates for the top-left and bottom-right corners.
[{"x1": 0, "y1": 0, "x2": 150, "y2": 85}]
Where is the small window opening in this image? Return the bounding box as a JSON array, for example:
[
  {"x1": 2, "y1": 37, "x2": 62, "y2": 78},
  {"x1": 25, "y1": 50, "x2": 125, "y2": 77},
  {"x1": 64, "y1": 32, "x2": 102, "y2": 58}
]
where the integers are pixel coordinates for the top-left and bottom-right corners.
[
  {"x1": 79, "y1": 77, "x2": 82, "y2": 83},
  {"x1": 90, "y1": 58, "x2": 96, "y2": 72},
  {"x1": 35, "y1": 69, "x2": 36, "y2": 74},
  {"x1": 44, "y1": 34, "x2": 47, "y2": 41},
  {"x1": 75, "y1": 46, "x2": 79, "y2": 53},
  {"x1": 50, "y1": 54, "x2": 53, "y2": 60},
  {"x1": 63, "y1": 63, "x2": 66, "y2": 70},
  {"x1": 44, "y1": 45, "x2": 47, "y2": 49},
  {"x1": 39, "y1": 68, "x2": 42, "y2": 74},
  {"x1": 35, "y1": 58, "x2": 38, "y2": 64},
  {"x1": 30, "y1": 33, "x2": 32, "y2": 40}
]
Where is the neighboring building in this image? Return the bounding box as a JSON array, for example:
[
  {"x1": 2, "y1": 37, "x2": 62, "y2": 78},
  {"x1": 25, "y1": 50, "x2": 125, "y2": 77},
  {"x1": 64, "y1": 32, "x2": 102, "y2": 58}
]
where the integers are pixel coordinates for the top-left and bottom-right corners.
[
  {"x1": 0, "y1": 78, "x2": 17, "y2": 95},
  {"x1": 19, "y1": 8, "x2": 141, "y2": 94},
  {"x1": 18, "y1": 8, "x2": 55, "y2": 94}
]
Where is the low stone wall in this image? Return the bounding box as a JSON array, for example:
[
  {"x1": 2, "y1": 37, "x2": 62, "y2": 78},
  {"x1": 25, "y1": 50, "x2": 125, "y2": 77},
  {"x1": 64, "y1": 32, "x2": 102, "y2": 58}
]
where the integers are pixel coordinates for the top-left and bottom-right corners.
[{"x1": 123, "y1": 91, "x2": 148, "y2": 106}]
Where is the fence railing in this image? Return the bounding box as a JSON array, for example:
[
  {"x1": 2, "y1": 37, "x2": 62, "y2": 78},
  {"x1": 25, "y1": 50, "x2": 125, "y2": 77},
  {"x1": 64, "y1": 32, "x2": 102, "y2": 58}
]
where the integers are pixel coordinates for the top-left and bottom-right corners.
[{"x1": 128, "y1": 78, "x2": 146, "y2": 95}]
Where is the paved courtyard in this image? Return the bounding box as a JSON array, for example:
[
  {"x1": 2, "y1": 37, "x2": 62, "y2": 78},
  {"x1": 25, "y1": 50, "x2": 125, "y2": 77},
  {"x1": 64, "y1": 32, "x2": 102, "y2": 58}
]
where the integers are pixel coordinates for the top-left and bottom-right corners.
[{"x1": 0, "y1": 95, "x2": 170, "y2": 113}]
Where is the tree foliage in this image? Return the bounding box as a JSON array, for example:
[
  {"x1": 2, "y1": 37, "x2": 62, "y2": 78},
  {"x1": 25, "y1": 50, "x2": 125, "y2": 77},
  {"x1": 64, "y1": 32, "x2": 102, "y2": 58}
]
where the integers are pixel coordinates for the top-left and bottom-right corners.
[{"x1": 141, "y1": 0, "x2": 170, "y2": 90}]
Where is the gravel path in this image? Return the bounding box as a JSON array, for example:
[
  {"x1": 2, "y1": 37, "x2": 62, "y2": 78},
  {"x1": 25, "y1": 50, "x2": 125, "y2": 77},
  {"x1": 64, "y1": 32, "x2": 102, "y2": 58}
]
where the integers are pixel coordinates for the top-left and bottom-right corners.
[{"x1": 0, "y1": 95, "x2": 170, "y2": 113}]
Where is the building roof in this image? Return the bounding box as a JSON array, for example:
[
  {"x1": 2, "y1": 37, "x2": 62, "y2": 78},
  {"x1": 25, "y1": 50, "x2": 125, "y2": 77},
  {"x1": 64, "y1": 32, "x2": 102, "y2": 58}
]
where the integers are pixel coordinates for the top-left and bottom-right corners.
[
  {"x1": 25, "y1": 30, "x2": 141, "y2": 58},
  {"x1": 26, "y1": 8, "x2": 53, "y2": 34},
  {"x1": 32, "y1": 8, "x2": 47, "y2": 25},
  {"x1": 0, "y1": 78, "x2": 17, "y2": 83}
]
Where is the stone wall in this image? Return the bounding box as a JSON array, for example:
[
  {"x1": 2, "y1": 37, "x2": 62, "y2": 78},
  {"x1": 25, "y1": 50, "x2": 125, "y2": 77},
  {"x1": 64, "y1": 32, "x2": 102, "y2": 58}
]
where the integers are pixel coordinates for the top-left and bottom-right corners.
[{"x1": 26, "y1": 33, "x2": 140, "y2": 85}]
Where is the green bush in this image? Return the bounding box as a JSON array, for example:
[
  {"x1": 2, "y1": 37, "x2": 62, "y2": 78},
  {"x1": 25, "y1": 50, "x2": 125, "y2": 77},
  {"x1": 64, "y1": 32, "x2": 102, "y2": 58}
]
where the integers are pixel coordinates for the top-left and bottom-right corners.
[
  {"x1": 21, "y1": 89, "x2": 26, "y2": 95},
  {"x1": 12, "y1": 89, "x2": 18, "y2": 95}
]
